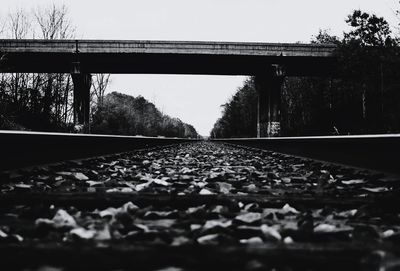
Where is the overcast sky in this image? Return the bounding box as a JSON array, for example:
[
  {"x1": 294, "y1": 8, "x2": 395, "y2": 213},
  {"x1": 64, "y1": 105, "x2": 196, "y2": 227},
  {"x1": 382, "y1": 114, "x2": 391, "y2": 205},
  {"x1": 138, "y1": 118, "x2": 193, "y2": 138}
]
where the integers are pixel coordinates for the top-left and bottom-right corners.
[{"x1": 1, "y1": 0, "x2": 399, "y2": 135}]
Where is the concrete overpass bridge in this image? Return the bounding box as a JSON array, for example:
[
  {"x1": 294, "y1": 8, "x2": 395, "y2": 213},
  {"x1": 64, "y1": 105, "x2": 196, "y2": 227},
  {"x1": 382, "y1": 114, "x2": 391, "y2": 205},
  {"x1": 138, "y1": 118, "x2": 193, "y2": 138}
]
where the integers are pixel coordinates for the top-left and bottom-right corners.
[{"x1": 0, "y1": 39, "x2": 337, "y2": 136}]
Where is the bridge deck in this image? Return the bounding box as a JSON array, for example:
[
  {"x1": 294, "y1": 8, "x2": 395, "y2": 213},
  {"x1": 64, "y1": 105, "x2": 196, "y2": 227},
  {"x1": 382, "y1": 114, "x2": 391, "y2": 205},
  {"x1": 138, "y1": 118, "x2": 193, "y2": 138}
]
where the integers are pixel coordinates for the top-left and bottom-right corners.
[{"x1": 0, "y1": 39, "x2": 335, "y2": 56}]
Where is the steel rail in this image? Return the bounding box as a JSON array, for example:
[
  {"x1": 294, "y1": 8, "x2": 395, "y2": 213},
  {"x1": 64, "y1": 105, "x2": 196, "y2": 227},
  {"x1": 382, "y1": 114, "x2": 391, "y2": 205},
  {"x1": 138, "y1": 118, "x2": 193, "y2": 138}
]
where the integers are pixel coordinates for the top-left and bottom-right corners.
[
  {"x1": 0, "y1": 130, "x2": 199, "y2": 171},
  {"x1": 212, "y1": 134, "x2": 400, "y2": 175}
]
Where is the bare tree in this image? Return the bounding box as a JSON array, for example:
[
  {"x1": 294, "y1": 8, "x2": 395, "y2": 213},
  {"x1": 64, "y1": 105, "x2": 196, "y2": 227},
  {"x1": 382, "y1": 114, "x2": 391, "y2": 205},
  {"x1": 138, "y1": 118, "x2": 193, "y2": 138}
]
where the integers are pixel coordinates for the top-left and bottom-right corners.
[
  {"x1": 92, "y1": 74, "x2": 111, "y2": 107},
  {"x1": 0, "y1": 16, "x2": 5, "y2": 37},
  {"x1": 7, "y1": 8, "x2": 31, "y2": 39},
  {"x1": 34, "y1": 4, "x2": 75, "y2": 39},
  {"x1": 34, "y1": 4, "x2": 76, "y2": 127},
  {"x1": 3, "y1": 8, "x2": 32, "y2": 107},
  {"x1": 1, "y1": 4, "x2": 111, "y2": 132}
]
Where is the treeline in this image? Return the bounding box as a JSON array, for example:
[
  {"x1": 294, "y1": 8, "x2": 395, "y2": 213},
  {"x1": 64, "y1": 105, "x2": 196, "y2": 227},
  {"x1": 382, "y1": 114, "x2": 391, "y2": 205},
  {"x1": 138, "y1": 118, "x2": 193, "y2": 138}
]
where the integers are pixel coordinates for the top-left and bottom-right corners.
[
  {"x1": 211, "y1": 10, "x2": 400, "y2": 138},
  {"x1": 92, "y1": 92, "x2": 199, "y2": 138},
  {"x1": 0, "y1": 4, "x2": 199, "y2": 138}
]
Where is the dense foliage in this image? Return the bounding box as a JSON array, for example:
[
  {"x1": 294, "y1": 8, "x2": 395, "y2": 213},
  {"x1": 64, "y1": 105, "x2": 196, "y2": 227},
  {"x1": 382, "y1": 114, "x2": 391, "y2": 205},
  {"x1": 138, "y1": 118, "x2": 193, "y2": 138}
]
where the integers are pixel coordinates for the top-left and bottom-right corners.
[
  {"x1": 92, "y1": 92, "x2": 199, "y2": 138},
  {"x1": 211, "y1": 78, "x2": 257, "y2": 138},
  {"x1": 211, "y1": 10, "x2": 400, "y2": 137}
]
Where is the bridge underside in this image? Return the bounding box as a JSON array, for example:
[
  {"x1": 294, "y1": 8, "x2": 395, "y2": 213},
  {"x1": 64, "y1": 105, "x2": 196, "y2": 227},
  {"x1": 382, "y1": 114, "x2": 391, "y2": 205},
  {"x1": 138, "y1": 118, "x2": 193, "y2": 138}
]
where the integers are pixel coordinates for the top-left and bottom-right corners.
[{"x1": 0, "y1": 52, "x2": 335, "y2": 76}]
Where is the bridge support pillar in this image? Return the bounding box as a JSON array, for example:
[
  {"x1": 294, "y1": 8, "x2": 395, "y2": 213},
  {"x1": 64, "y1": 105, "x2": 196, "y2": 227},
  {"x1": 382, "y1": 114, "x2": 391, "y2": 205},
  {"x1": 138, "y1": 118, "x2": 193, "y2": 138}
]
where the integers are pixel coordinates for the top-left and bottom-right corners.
[
  {"x1": 71, "y1": 73, "x2": 92, "y2": 133},
  {"x1": 255, "y1": 65, "x2": 285, "y2": 137}
]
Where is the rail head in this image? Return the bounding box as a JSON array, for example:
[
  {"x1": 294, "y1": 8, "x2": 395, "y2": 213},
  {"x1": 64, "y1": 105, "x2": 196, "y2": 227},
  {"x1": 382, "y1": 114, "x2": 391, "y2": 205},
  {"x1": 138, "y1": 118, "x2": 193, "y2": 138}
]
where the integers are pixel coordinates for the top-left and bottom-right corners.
[
  {"x1": 0, "y1": 130, "x2": 201, "y2": 171},
  {"x1": 212, "y1": 134, "x2": 400, "y2": 175}
]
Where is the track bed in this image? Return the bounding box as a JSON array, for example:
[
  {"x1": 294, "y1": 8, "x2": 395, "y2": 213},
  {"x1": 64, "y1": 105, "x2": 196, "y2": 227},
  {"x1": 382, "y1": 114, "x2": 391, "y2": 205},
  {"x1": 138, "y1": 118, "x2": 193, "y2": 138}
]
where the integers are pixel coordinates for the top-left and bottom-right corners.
[{"x1": 1, "y1": 142, "x2": 400, "y2": 270}]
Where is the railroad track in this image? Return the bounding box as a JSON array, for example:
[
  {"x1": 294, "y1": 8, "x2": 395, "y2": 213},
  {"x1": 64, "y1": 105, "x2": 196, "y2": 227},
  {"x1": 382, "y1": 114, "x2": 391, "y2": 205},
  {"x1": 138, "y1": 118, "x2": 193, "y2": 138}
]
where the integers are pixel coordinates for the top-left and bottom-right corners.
[{"x1": 1, "y1": 131, "x2": 400, "y2": 270}]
